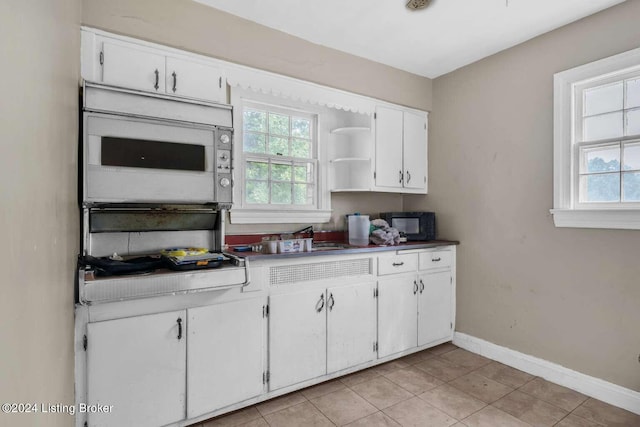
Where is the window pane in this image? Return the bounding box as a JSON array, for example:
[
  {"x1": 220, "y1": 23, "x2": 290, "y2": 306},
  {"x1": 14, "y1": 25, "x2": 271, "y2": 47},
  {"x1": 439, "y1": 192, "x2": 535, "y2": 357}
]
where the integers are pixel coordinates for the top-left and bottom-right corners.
[
  {"x1": 584, "y1": 82, "x2": 623, "y2": 116},
  {"x1": 269, "y1": 136, "x2": 289, "y2": 156},
  {"x1": 292, "y1": 118, "x2": 310, "y2": 138},
  {"x1": 246, "y1": 161, "x2": 268, "y2": 180},
  {"x1": 294, "y1": 165, "x2": 311, "y2": 182},
  {"x1": 269, "y1": 113, "x2": 290, "y2": 136},
  {"x1": 626, "y1": 109, "x2": 640, "y2": 136},
  {"x1": 291, "y1": 138, "x2": 311, "y2": 158},
  {"x1": 623, "y1": 172, "x2": 640, "y2": 201},
  {"x1": 626, "y1": 79, "x2": 640, "y2": 109},
  {"x1": 271, "y1": 163, "x2": 292, "y2": 181},
  {"x1": 580, "y1": 173, "x2": 620, "y2": 202},
  {"x1": 294, "y1": 183, "x2": 312, "y2": 205},
  {"x1": 623, "y1": 142, "x2": 640, "y2": 171},
  {"x1": 580, "y1": 144, "x2": 620, "y2": 173},
  {"x1": 243, "y1": 132, "x2": 266, "y2": 153},
  {"x1": 246, "y1": 180, "x2": 269, "y2": 204},
  {"x1": 243, "y1": 110, "x2": 267, "y2": 132},
  {"x1": 583, "y1": 112, "x2": 623, "y2": 141},
  {"x1": 271, "y1": 182, "x2": 292, "y2": 204}
]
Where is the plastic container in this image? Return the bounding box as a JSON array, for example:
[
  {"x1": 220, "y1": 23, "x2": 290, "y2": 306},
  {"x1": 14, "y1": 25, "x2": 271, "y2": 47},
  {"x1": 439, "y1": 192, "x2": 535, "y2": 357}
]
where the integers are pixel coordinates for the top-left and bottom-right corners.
[{"x1": 348, "y1": 214, "x2": 370, "y2": 246}]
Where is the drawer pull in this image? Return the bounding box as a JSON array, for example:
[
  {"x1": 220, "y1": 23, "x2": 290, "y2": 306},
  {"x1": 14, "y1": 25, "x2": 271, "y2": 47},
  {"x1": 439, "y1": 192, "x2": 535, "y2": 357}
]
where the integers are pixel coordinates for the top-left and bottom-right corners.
[
  {"x1": 328, "y1": 293, "x2": 335, "y2": 311},
  {"x1": 432, "y1": 257, "x2": 441, "y2": 262},
  {"x1": 315, "y1": 294, "x2": 325, "y2": 313},
  {"x1": 392, "y1": 262, "x2": 404, "y2": 267},
  {"x1": 419, "y1": 279, "x2": 425, "y2": 294},
  {"x1": 413, "y1": 280, "x2": 418, "y2": 295},
  {"x1": 154, "y1": 69, "x2": 159, "y2": 90},
  {"x1": 176, "y1": 317, "x2": 183, "y2": 340}
]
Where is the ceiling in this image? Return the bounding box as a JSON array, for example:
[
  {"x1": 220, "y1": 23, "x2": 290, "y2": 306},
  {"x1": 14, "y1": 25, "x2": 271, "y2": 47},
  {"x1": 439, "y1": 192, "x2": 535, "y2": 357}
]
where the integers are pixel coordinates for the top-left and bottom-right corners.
[{"x1": 194, "y1": 0, "x2": 626, "y2": 78}]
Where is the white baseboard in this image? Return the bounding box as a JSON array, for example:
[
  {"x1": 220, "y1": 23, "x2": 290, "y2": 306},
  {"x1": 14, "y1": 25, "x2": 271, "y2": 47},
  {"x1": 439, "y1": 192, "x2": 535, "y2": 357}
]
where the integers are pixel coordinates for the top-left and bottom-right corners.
[{"x1": 452, "y1": 332, "x2": 640, "y2": 415}]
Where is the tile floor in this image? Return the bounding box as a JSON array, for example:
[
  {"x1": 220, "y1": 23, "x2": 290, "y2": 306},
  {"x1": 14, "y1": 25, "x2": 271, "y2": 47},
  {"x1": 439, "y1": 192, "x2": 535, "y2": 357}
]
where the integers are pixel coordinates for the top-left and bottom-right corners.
[{"x1": 193, "y1": 343, "x2": 640, "y2": 427}]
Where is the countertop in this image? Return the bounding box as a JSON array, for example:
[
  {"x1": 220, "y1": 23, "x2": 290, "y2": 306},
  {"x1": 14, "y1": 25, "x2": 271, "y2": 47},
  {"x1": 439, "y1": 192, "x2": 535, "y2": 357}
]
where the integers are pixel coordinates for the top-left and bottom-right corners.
[{"x1": 229, "y1": 239, "x2": 459, "y2": 261}]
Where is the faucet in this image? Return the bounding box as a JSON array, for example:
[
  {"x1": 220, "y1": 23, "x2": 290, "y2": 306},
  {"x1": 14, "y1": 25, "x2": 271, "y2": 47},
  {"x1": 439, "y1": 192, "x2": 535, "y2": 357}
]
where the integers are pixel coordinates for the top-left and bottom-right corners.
[{"x1": 292, "y1": 225, "x2": 314, "y2": 239}]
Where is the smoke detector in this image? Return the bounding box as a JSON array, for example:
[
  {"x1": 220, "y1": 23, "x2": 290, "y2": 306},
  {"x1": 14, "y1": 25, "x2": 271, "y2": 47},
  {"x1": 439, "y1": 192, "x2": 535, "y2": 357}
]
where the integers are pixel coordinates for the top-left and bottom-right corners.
[{"x1": 406, "y1": 0, "x2": 431, "y2": 10}]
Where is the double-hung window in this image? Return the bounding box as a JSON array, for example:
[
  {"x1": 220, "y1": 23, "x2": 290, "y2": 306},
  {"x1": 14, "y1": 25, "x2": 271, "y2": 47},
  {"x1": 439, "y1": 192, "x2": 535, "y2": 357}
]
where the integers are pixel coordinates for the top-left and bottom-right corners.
[
  {"x1": 552, "y1": 47, "x2": 640, "y2": 229},
  {"x1": 242, "y1": 103, "x2": 316, "y2": 207}
]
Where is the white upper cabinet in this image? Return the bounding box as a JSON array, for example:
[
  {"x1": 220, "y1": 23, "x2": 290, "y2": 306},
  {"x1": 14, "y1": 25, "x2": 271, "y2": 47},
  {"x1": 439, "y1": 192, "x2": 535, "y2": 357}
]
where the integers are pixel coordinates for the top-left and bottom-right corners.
[
  {"x1": 165, "y1": 56, "x2": 224, "y2": 102},
  {"x1": 102, "y1": 41, "x2": 166, "y2": 93},
  {"x1": 82, "y1": 30, "x2": 226, "y2": 104},
  {"x1": 374, "y1": 106, "x2": 428, "y2": 193}
]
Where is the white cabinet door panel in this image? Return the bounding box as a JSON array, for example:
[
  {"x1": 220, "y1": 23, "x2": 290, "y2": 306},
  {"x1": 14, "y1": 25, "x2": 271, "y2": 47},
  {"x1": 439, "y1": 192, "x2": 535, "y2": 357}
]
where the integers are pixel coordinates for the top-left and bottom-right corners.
[
  {"x1": 375, "y1": 106, "x2": 404, "y2": 189},
  {"x1": 269, "y1": 289, "x2": 327, "y2": 390},
  {"x1": 166, "y1": 56, "x2": 224, "y2": 103},
  {"x1": 187, "y1": 298, "x2": 264, "y2": 418},
  {"x1": 102, "y1": 41, "x2": 165, "y2": 93},
  {"x1": 403, "y1": 111, "x2": 427, "y2": 191},
  {"x1": 327, "y1": 282, "x2": 376, "y2": 373},
  {"x1": 87, "y1": 310, "x2": 186, "y2": 427},
  {"x1": 377, "y1": 276, "x2": 418, "y2": 358},
  {"x1": 418, "y1": 271, "x2": 452, "y2": 346}
]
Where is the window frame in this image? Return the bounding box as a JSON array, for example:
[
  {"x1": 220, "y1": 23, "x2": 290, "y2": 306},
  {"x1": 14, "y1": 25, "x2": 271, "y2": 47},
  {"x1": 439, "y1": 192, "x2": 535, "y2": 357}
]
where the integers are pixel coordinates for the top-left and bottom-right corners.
[
  {"x1": 552, "y1": 46, "x2": 640, "y2": 230},
  {"x1": 229, "y1": 89, "x2": 332, "y2": 224}
]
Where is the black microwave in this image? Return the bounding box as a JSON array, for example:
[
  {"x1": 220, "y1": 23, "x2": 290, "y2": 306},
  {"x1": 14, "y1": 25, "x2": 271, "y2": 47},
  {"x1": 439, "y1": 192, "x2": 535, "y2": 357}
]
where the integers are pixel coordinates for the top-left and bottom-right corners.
[{"x1": 379, "y1": 212, "x2": 436, "y2": 241}]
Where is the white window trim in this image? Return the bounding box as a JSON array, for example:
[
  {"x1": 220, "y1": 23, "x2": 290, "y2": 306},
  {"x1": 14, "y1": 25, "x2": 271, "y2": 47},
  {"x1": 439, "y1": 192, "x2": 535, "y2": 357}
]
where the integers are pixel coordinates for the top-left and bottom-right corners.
[
  {"x1": 552, "y1": 46, "x2": 640, "y2": 230},
  {"x1": 229, "y1": 88, "x2": 332, "y2": 224}
]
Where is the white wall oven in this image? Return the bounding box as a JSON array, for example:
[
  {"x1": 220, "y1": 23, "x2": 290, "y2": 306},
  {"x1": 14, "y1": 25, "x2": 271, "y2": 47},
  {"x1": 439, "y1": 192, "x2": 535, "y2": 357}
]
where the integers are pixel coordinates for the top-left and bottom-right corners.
[{"x1": 82, "y1": 83, "x2": 233, "y2": 205}]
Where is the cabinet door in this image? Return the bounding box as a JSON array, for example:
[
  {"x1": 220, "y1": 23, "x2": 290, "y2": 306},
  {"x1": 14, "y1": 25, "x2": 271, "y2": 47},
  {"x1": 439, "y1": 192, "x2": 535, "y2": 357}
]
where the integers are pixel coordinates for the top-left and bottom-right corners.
[
  {"x1": 102, "y1": 41, "x2": 166, "y2": 93},
  {"x1": 187, "y1": 298, "x2": 264, "y2": 418},
  {"x1": 269, "y1": 289, "x2": 327, "y2": 390},
  {"x1": 166, "y1": 56, "x2": 225, "y2": 103},
  {"x1": 377, "y1": 276, "x2": 418, "y2": 358},
  {"x1": 86, "y1": 310, "x2": 186, "y2": 427},
  {"x1": 327, "y1": 281, "x2": 376, "y2": 373},
  {"x1": 375, "y1": 106, "x2": 404, "y2": 189},
  {"x1": 403, "y1": 111, "x2": 427, "y2": 191},
  {"x1": 418, "y1": 271, "x2": 453, "y2": 346}
]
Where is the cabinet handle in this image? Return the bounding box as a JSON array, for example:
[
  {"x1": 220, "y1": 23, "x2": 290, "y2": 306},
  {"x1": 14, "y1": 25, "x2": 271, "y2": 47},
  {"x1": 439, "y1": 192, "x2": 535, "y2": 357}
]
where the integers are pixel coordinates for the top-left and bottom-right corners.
[
  {"x1": 392, "y1": 262, "x2": 404, "y2": 267},
  {"x1": 172, "y1": 71, "x2": 177, "y2": 93},
  {"x1": 419, "y1": 279, "x2": 425, "y2": 294},
  {"x1": 432, "y1": 257, "x2": 441, "y2": 262},
  {"x1": 154, "y1": 69, "x2": 159, "y2": 90},
  {"x1": 399, "y1": 170, "x2": 403, "y2": 184},
  {"x1": 328, "y1": 293, "x2": 335, "y2": 311},
  {"x1": 176, "y1": 317, "x2": 183, "y2": 340},
  {"x1": 413, "y1": 280, "x2": 418, "y2": 295},
  {"x1": 406, "y1": 170, "x2": 411, "y2": 183},
  {"x1": 315, "y1": 294, "x2": 325, "y2": 313}
]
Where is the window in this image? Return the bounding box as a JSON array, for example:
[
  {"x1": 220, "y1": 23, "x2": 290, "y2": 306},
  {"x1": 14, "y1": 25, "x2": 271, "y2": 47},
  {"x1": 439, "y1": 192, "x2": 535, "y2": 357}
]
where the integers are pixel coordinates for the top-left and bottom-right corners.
[
  {"x1": 242, "y1": 104, "x2": 316, "y2": 207},
  {"x1": 552, "y1": 47, "x2": 640, "y2": 229},
  {"x1": 228, "y1": 91, "x2": 332, "y2": 224}
]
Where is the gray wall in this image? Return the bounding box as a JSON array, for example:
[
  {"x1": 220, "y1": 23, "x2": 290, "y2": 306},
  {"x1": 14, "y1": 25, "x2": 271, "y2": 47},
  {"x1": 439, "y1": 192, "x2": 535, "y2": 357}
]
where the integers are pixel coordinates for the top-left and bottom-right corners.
[
  {"x1": 405, "y1": 0, "x2": 640, "y2": 391},
  {"x1": 0, "y1": 0, "x2": 81, "y2": 426},
  {"x1": 81, "y1": 0, "x2": 428, "y2": 233}
]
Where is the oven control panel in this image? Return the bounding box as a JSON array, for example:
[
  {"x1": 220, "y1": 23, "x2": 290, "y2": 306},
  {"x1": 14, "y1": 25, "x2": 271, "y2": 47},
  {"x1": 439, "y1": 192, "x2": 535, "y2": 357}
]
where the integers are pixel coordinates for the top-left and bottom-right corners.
[{"x1": 215, "y1": 128, "x2": 233, "y2": 204}]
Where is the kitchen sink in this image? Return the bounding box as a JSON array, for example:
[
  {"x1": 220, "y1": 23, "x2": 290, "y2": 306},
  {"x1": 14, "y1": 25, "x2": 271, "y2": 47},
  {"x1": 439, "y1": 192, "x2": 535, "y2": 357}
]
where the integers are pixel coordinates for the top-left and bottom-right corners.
[{"x1": 311, "y1": 242, "x2": 353, "y2": 251}]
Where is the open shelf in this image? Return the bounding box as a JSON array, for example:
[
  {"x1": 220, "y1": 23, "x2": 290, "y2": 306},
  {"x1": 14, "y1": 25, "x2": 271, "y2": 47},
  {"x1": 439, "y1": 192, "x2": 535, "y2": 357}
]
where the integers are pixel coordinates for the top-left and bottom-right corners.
[{"x1": 331, "y1": 157, "x2": 370, "y2": 163}]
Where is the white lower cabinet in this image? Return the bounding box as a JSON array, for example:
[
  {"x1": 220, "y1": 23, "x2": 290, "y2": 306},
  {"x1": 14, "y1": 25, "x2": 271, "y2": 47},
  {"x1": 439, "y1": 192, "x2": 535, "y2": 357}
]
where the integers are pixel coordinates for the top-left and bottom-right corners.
[
  {"x1": 377, "y1": 250, "x2": 455, "y2": 358},
  {"x1": 269, "y1": 281, "x2": 376, "y2": 390},
  {"x1": 269, "y1": 288, "x2": 327, "y2": 390},
  {"x1": 187, "y1": 298, "x2": 265, "y2": 418},
  {"x1": 327, "y1": 282, "x2": 376, "y2": 373},
  {"x1": 418, "y1": 271, "x2": 453, "y2": 346},
  {"x1": 86, "y1": 310, "x2": 187, "y2": 427},
  {"x1": 377, "y1": 275, "x2": 418, "y2": 358}
]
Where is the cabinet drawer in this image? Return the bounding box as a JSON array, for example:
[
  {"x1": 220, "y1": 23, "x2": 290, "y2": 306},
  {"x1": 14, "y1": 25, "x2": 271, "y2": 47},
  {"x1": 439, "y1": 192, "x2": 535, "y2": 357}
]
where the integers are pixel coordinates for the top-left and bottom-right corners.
[
  {"x1": 419, "y1": 250, "x2": 452, "y2": 270},
  {"x1": 378, "y1": 253, "x2": 418, "y2": 275}
]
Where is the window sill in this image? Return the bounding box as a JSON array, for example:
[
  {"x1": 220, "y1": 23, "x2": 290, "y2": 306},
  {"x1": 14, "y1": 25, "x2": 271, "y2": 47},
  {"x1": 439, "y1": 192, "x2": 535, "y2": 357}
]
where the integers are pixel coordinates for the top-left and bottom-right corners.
[
  {"x1": 550, "y1": 209, "x2": 640, "y2": 230},
  {"x1": 230, "y1": 209, "x2": 332, "y2": 225}
]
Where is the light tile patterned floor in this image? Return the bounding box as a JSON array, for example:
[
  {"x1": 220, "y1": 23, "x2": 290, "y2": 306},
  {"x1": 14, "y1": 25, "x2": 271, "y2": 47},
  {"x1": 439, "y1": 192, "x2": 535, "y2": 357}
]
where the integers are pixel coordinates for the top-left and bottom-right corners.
[{"x1": 195, "y1": 343, "x2": 640, "y2": 427}]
